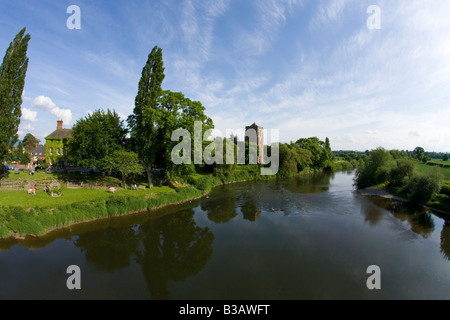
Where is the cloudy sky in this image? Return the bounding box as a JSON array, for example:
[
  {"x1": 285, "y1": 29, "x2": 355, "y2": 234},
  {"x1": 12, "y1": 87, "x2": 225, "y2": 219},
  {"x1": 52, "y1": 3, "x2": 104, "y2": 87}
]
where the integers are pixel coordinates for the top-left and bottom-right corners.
[{"x1": 1, "y1": 0, "x2": 449, "y2": 151}]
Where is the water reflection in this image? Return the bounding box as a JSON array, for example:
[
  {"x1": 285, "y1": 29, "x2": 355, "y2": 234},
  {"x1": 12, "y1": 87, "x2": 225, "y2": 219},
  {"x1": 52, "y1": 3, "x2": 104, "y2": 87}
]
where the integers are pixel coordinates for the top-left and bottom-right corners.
[
  {"x1": 441, "y1": 221, "x2": 450, "y2": 261},
  {"x1": 283, "y1": 173, "x2": 332, "y2": 194},
  {"x1": 75, "y1": 227, "x2": 138, "y2": 272},
  {"x1": 201, "y1": 193, "x2": 238, "y2": 224},
  {"x1": 26, "y1": 207, "x2": 215, "y2": 300},
  {"x1": 240, "y1": 198, "x2": 261, "y2": 222},
  {"x1": 364, "y1": 197, "x2": 435, "y2": 238},
  {"x1": 361, "y1": 204, "x2": 384, "y2": 226},
  {"x1": 135, "y1": 209, "x2": 214, "y2": 299}
]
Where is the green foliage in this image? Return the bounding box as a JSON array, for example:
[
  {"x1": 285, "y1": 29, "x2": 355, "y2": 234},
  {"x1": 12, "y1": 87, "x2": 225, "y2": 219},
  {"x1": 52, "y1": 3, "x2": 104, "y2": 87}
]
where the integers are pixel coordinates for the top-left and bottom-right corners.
[
  {"x1": 128, "y1": 46, "x2": 165, "y2": 187},
  {"x1": 68, "y1": 109, "x2": 127, "y2": 171},
  {"x1": 104, "y1": 149, "x2": 142, "y2": 189},
  {"x1": 444, "y1": 154, "x2": 449, "y2": 162},
  {"x1": 404, "y1": 168, "x2": 442, "y2": 205},
  {"x1": 356, "y1": 148, "x2": 444, "y2": 206},
  {"x1": 325, "y1": 160, "x2": 354, "y2": 172},
  {"x1": 441, "y1": 181, "x2": 450, "y2": 197},
  {"x1": 189, "y1": 175, "x2": 220, "y2": 192},
  {"x1": 390, "y1": 158, "x2": 415, "y2": 187},
  {"x1": 355, "y1": 148, "x2": 395, "y2": 189},
  {"x1": 155, "y1": 90, "x2": 214, "y2": 178},
  {"x1": 22, "y1": 133, "x2": 40, "y2": 153},
  {"x1": 212, "y1": 138, "x2": 238, "y2": 180},
  {"x1": 295, "y1": 137, "x2": 331, "y2": 168},
  {"x1": 0, "y1": 28, "x2": 30, "y2": 163},
  {"x1": 278, "y1": 143, "x2": 313, "y2": 177}
]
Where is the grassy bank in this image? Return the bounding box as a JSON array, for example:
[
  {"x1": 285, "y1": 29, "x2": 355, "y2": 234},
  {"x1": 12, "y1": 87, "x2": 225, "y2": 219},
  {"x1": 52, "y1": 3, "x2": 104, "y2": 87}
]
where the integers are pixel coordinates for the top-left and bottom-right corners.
[
  {"x1": 0, "y1": 162, "x2": 347, "y2": 239},
  {"x1": 0, "y1": 186, "x2": 203, "y2": 239}
]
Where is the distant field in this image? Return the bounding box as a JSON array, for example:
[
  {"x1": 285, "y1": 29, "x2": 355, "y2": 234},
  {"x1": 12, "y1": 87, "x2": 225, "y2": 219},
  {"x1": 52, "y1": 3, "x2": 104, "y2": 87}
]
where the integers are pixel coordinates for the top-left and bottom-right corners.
[
  {"x1": 428, "y1": 159, "x2": 450, "y2": 167},
  {"x1": 416, "y1": 162, "x2": 450, "y2": 181}
]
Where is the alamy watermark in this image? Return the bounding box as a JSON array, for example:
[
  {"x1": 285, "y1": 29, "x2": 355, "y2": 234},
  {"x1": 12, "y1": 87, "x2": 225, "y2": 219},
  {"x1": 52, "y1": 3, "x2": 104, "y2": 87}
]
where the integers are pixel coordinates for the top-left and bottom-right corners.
[
  {"x1": 366, "y1": 265, "x2": 381, "y2": 290},
  {"x1": 67, "y1": 5, "x2": 81, "y2": 30},
  {"x1": 66, "y1": 265, "x2": 81, "y2": 290},
  {"x1": 171, "y1": 122, "x2": 280, "y2": 176},
  {"x1": 367, "y1": 5, "x2": 381, "y2": 30}
]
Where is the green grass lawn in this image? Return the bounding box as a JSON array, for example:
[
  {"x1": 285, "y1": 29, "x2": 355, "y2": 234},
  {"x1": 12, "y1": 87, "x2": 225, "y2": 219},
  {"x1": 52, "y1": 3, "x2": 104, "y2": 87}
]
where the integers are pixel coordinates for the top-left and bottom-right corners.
[
  {"x1": 428, "y1": 159, "x2": 450, "y2": 167},
  {"x1": 416, "y1": 163, "x2": 450, "y2": 181},
  {"x1": 0, "y1": 186, "x2": 176, "y2": 209}
]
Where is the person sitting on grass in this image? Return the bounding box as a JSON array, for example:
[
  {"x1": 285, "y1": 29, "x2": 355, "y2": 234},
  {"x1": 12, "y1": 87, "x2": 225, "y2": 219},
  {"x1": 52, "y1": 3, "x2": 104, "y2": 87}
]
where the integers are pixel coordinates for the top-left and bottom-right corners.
[{"x1": 109, "y1": 187, "x2": 115, "y2": 194}]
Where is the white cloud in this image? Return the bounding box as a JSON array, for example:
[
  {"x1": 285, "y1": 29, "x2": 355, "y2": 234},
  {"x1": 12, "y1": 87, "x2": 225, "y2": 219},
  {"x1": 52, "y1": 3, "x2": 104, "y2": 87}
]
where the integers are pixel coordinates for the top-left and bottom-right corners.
[
  {"x1": 23, "y1": 124, "x2": 34, "y2": 131},
  {"x1": 31, "y1": 96, "x2": 73, "y2": 125},
  {"x1": 22, "y1": 108, "x2": 37, "y2": 122}
]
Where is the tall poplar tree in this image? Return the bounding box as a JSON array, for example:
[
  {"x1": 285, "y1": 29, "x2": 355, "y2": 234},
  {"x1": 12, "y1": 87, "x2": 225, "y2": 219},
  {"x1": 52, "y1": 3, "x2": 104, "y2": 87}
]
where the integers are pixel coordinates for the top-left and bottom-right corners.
[
  {"x1": 128, "y1": 46, "x2": 165, "y2": 188},
  {"x1": 0, "y1": 28, "x2": 30, "y2": 163}
]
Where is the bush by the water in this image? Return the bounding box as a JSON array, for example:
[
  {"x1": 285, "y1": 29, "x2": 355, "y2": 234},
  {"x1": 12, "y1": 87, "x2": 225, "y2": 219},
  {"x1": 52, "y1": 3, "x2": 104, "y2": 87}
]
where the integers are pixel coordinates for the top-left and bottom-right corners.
[
  {"x1": 403, "y1": 168, "x2": 442, "y2": 205},
  {"x1": 355, "y1": 148, "x2": 442, "y2": 205}
]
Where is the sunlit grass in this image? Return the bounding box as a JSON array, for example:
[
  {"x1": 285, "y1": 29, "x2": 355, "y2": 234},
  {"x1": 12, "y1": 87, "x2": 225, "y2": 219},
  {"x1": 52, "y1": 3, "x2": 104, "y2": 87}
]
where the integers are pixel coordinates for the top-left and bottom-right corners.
[{"x1": 0, "y1": 186, "x2": 175, "y2": 208}]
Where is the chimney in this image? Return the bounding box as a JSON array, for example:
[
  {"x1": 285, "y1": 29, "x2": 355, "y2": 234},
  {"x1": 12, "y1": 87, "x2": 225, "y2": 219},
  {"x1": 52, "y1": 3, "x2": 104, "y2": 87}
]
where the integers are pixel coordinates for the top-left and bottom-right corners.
[{"x1": 57, "y1": 119, "x2": 63, "y2": 130}]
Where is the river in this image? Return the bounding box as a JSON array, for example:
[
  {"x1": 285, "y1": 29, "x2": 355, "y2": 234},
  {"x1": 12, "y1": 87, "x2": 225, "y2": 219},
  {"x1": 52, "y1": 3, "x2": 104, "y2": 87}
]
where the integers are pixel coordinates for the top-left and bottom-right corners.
[{"x1": 0, "y1": 171, "x2": 449, "y2": 299}]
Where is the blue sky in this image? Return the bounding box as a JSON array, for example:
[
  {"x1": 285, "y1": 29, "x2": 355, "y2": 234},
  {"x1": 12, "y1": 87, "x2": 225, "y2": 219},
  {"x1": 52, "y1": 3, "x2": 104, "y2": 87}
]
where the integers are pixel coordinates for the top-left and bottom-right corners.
[{"x1": 1, "y1": 0, "x2": 449, "y2": 152}]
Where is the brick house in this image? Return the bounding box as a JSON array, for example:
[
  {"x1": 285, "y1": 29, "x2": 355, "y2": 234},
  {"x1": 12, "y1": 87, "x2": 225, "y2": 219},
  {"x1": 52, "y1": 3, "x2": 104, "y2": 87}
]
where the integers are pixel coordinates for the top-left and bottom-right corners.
[
  {"x1": 45, "y1": 119, "x2": 72, "y2": 168},
  {"x1": 30, "y1": 144, "x2": 45, "y2": 165}
]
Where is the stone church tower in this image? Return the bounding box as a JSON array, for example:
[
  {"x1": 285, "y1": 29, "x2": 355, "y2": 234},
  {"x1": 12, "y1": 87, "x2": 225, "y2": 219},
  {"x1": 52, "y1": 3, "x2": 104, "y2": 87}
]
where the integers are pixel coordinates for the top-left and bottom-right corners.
[{"x1": 245, "y1": 123, "x2": 264, "y2": 164}]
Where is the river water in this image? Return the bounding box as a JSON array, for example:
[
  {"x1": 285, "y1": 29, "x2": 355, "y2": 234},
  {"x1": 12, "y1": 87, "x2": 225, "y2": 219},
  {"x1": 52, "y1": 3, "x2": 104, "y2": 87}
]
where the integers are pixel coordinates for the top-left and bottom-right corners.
[{"x1": 0, "y1": 171, "x2": 449, "y2": 300}]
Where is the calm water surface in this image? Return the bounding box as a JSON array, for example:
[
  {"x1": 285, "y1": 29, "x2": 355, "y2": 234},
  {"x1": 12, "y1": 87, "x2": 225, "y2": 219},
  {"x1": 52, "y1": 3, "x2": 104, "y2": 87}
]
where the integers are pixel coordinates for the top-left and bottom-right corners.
[{"x1": 1, "y1": 171, "x2": 449, "y2": 300}]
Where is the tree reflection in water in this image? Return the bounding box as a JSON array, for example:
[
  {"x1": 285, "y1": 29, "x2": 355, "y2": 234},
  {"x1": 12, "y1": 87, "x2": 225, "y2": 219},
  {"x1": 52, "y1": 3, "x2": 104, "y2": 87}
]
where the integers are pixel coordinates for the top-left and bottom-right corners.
[
  {"x1": 283, "y1": 173, "x2": 332, "y2": 194},
  {"x1": 135, "y1": 209, "x2": 214, "y2": 300},
  {"x1": 441, "y1": 221, "x2": 450, "y2": 261},
  {"x1": 241, "y1": 198, "x2": 261, "y2": 222},
  {"x1": 74, "y1": 208, "x2": 214, "y2": 300},
  {"x1": 201, "y1": 195, "x2": 237, "y2": 224},
  {"x1": 75, "y1": 227, "x2": 138, "y2": 272},
  {"x1": 363, "y1": 197, "x2": 435, "y2": 238}
]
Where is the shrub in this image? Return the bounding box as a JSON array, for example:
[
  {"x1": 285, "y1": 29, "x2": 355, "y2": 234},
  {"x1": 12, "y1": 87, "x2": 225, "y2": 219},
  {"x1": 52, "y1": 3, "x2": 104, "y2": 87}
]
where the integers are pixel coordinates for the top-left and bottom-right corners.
[
  {"x1": 404, "y1": 168, "x2": 442, "y2": 205},
  {"x1": 191, "y1": 175, "x2": 220, "y2": 192},
  {"x1": 355, "y1": 148, "x2": 394, "y2": 189},
  {"x1": 0, "y1": 221, "x2": 12, "y2": 238},
  {"x1": 441, "y1": 181, "x2": 450, "y2": 197}
]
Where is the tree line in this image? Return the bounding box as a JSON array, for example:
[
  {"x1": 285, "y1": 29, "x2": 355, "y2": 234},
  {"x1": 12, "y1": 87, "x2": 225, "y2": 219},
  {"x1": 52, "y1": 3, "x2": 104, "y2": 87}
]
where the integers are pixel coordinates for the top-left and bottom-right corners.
[
  {"x1": 355, "y1": 148, "x2": 445, "y2": 205},
  {"x1": 1, "y1": 28, "x2": 343, "y2": 188}
]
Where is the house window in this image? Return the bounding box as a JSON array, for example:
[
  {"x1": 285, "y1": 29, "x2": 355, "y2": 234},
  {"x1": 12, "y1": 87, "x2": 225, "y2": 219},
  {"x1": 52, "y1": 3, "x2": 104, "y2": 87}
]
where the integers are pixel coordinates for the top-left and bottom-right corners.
[
  {"x1": 50, "y1": 147, "x2": 53, "y2": 155},
  {"x1": 57, "y1": 148, "x2": 60, "y2": 155},
  {"x1": 50, "y1": 159, "x2": 53, "y2": 166},
  {"x1": 62, "y1": 148, "x2": 65, "y2": 155}
]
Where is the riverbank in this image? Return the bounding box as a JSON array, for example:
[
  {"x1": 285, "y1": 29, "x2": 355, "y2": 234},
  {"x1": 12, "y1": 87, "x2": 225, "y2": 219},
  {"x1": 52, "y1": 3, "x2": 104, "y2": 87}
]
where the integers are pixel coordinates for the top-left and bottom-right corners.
[
  {"x1": 0, "y1": 166, "x2": 343, "y2": 240},
  {"x1": 356, "y1": 186, "x2": 450, "y2": 217}
]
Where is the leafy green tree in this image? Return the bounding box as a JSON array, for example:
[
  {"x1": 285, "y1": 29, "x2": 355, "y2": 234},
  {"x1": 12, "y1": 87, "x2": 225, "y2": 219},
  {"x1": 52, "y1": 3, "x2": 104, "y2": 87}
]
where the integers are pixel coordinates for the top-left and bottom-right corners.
[
  {"x1": 444, "y1": 154, "x2": 449, "y2": 162},
  {"x1": 413, "y1": 147, "x2": 425, "y2": 161},
  {"x1": 296, "y1": 137, "x2": 329, "y2": 168},
  {"x1": 128, "y1": 46, "x2": 165, "y2": 188},
  {"x1": 0, "y1": 28, "x2": 30, "y2": 163},
  {"x1": 355, "y1": 148, "x2": 395, "y2": 189},
  {"x1": 22, "y1": 133, "x2": 40, "y2": 153},
  {"x1": 404, "y1": 167, "x2": 442, "y2": 205},
  {"x1": 104, "y1": 149, "x2": 142, "y2": 189},
  {"x1": 154, "y1": 90, "x2": 214, "y2": 178},
  {"x1": 278, "y1": 143, "x2": 312, "y2": 177},
  {"x1": 68, "y1": 109, "x2": 127, "y2": 172}
]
